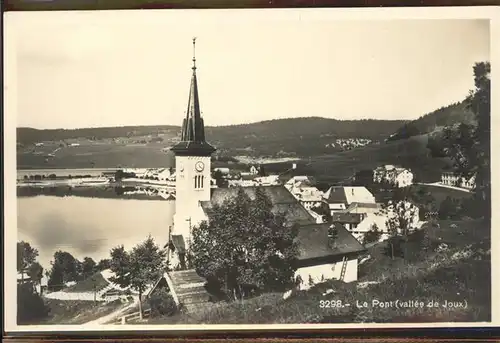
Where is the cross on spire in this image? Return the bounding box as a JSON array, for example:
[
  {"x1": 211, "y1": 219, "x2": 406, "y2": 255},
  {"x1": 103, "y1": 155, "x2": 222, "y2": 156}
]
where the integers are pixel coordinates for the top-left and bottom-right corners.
[{"x1": 192, "y1": 37, "x2": 197, "y2": 71}]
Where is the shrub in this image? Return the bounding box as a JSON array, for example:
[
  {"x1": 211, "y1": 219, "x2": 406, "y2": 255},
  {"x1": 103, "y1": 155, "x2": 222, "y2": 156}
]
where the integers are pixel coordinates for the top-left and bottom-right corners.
[
  {"x1": 148, "y1": 288, "x2": 177, "y2": 317},
  {"x1": 17, "y1": 284, "x2": 50, "y2": 324},
  {"x1": 362, "y1": 224, "x2": 382, "y2": 245}
]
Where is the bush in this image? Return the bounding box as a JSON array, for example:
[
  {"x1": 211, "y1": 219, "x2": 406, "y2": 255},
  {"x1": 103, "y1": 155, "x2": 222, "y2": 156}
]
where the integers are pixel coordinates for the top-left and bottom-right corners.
[
  {"x1": 17, "y1": 284, "x2": 50, "y2": 324},
  {"x1": 148, "y1": 288, "x2": 177, "y2": 317}
]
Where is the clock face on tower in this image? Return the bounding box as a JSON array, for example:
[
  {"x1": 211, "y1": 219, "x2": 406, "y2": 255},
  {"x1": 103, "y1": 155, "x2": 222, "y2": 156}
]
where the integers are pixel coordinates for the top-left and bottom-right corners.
[{"x1": 195, "y1": 161, "x2": 205, "y2": 172}]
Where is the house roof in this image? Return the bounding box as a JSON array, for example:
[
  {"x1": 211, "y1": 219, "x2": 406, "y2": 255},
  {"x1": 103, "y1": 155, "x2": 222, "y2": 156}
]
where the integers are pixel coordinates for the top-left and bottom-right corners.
[
  {"x1": 344, "y1": 202, "x2": 382, "y2": 213},
  {"x1": 325, "y1": 186, "x2": 376, "y2": 205},
  {"x1": 200, "y1": 186, "x2": 316, "y2": 226},
  {"x1": 324, "y1": 187, "x2": 348, "y2": 204},
  {"x1": 332, "y1": 212, "x2": 364, "y2": 224},
  {"x1": 295, "y1": 223, "x2": 365, "y2": 261}
]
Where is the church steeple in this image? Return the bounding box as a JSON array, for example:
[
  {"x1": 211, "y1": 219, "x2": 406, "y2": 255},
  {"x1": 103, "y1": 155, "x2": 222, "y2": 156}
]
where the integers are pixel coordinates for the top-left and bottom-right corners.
[{"x1": 171, "y1": 38, "x2": 216, "y2": 157}]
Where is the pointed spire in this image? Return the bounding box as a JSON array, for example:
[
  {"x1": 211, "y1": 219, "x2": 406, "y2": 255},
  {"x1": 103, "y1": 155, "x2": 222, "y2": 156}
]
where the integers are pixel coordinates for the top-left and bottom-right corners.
[{"x1": 171, "y1": 38, "x2": 216, "y2": 157}]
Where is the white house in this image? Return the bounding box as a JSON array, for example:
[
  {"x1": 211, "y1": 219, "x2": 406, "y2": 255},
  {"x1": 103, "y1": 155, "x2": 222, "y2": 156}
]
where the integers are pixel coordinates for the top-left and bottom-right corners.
[
  {"x1": 290, "y1": 186, "x2": 324, "y2": 210},
  {"x1": 214, "y1": 167, "x2": 230, "y2": 176},
  {"x1": 294, "y1": 223, "x2": 365, "y2": 289},
  {"x1": 228, "y1": 179, "x2": 259, "y2": 188},
  {"x1": 373, "y1": 165, "x2": 414, "y2": 188},
  {"x1": 249, "y1": 165, "x2": 259, "y2": 175},
  {"x1": 285, "y1": 176, "x2": 323, "y2": 210},
  {"x1": 441, "y1": 172, "x2": 476, "y2": 190},
  {"x1": 333, "y1": 200, "x2": 421, "y2": 243},
  {"x1": 323, "y1": 186, "x2": 376, "y2": 215},
  {"x1": 254, "y1": 175, "x2": 281, "y2": 186}
]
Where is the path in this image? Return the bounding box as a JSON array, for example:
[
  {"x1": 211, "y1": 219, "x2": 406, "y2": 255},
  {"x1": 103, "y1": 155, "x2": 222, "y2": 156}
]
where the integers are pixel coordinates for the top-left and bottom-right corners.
[
  {"x1": 417, "y1": 182, "x2": 472, "y2": 193},
  {"x1": 83, "y1": 297, "x2": 140, "y2": 325}
]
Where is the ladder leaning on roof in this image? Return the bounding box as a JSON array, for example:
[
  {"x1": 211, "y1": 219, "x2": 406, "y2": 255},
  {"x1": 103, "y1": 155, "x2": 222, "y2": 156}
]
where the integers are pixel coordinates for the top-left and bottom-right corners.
[{"x1": 339, "y1": 256, "x2": 348, "y2": 281}]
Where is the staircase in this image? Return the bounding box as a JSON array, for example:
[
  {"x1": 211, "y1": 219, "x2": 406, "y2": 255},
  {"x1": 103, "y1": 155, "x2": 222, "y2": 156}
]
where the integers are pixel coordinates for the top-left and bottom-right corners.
[
  {"x1": 168, "y1": 270, "x2": 212, "y2": 313},
  {"x1": 339, "y1": 256, "x2": 348, "y2": 281}
]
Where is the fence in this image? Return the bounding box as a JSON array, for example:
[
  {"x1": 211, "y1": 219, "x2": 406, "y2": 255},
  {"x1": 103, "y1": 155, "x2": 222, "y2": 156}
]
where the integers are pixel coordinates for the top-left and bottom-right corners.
[{"x1": 113, "y1": 308, "x2": 151, "y2": 324}]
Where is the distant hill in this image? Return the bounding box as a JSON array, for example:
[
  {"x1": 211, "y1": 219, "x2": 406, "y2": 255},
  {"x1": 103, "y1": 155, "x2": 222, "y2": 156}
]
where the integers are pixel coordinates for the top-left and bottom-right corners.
[
  {"x1": 387, "y1": 101, "x2": 476, "y2": 142},
  {"x1": 16, "y1": 117, "x2": 407, "y2": 168}
]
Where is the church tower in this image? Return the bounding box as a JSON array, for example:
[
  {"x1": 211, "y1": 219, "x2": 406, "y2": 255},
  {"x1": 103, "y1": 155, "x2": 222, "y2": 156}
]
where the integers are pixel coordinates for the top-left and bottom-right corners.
[{"x1": 171, "y1": 38, "x2": 216, "y2": 254}]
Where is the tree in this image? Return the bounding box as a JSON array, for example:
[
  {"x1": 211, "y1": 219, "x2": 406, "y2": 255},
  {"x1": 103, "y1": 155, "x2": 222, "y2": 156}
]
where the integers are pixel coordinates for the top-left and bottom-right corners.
[
  {"x1": 442, "y1": 62, "x2": 490, "y2": 221},
  {"x1": 96, "y1": 258, "x2": 111, "y2": 271},
  {"x1": 27, "y1": 262, "x2": 44, "y2": 295},
  {"x1": 110, "y1": 236, "x2": 167, "y2": 319},
  {"x1": 17, "y1": 284, "x2": 49, "y2": 324},
  {"x1": 115, "y1": 169, "x2": 125, "y2": 182},
  {"x1": 212, "y1": 169, "x2": 226, "y2": 188},
  {"x1": 311, "y1": 202, "x2": 332, "y2": 223},
  {"x1": 17, "y1": 241, "x2": 39, "y2": 282},
  {"x1": 438, "y1": 196, "x2": 455, "y2": 220},
  {"x1": 81, "y1": 257, "x2": 97, "y2": 279},
  {"x1": 384, "y1": 205, "x2": 410, "y2": 259},
  {"x1": 47, "y1": 251, "x2": 80, "y2": 290},
  {"x1": 191, "y1": 187, "x2": 299, "y2": 300},
  {"x1": 362, "y1": 223, "x2": 382, "y2": 245},
  {"x1": 327, "y1": 224, "x2": 338, "y2": 249},
  {"x1": 258, "y1": 165, "x2": 267, "y2": 177}
]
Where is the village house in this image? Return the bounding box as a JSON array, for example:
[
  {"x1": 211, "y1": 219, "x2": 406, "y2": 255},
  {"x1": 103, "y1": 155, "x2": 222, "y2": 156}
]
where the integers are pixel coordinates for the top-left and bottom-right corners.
[
  {"x1": 254, "y1": 175, "x2": 281, "y2": 186},
  {"x1": 213, "y1": 167, "x2": 230, "y2": 176},
  {"x1": 441, "y1": 171, "x2": 476, "y2": 190},
  {"x1": 350, "y1": 200, "x2": 421, "y2": 243},
  {"x1": 284, "y1": 176, "x2": 323, "y2": 210},
  {"x1": 323, "y1": 186, "x2": 376, "y2": 215},
  {"x1": 294, "y1": 222, "x2": 366, "y2": 288},
  {"x1": 163, "y1": 39, "x2": 366, "y2": 295},
  {"x1": 249, "y1": 165, "x2": 259, "y2": 175},
  {"x1": 373, "y1": 165, "x2": 414, "y2": 188}
]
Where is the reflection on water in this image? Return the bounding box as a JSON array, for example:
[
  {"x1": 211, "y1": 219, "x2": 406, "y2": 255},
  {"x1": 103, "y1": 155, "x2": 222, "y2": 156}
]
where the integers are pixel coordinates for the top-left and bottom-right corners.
[
  {"x1": 17, "y1": 185, "x2": 173, "y2": 200},
  {"x1": 17, "y1": 196, "x2": 175, "y2": 271}
]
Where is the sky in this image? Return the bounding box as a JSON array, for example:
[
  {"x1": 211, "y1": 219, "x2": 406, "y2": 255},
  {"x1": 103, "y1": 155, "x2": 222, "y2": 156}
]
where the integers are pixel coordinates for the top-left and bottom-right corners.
[{"x1": 5, "y1": 10, "x2": 490, "y2": 129}]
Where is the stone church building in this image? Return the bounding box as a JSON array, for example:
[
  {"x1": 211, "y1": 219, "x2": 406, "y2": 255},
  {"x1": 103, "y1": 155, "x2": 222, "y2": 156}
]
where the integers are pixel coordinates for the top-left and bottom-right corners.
[{"x1": 167, "y1": 39, "x2": 365, "y2": 289}]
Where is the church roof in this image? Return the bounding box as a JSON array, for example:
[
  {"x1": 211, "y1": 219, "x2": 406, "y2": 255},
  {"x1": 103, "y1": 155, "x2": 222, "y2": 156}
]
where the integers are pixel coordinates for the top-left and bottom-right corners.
[
  {"x1": 295, "y1": 223, "x2": 365, "y2": 261},
  {"x1": 171, "y1": 39, "x2": 215, "y2": 157},
  {"x1": 200, "y1": 186, "x2": 316, "y2": 226}
]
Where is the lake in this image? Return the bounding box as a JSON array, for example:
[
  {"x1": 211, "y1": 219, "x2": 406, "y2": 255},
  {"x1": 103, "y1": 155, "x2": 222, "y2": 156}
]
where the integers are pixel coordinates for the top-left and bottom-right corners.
[{"x1": 17, "y1": 195, "x2": 175, "y2": 271}]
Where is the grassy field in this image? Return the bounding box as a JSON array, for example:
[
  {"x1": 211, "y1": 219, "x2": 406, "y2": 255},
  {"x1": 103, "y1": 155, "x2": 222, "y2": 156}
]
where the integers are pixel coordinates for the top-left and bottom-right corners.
[
  {"x1": 413, "y1": 184, "x2": 472, "y2": 203},
  {"x1": 143, "y1": 219, "x2": 490, "y2": 324},
  {"x1": 307, "y1": 135, "x2": 451, "y2": 184},
  {"x1": 42, "y1": 299, "x2": 125, "y2": 325}
]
